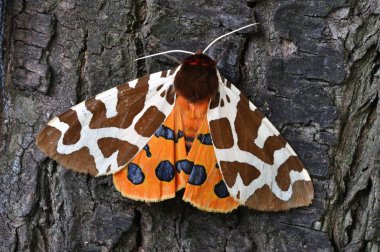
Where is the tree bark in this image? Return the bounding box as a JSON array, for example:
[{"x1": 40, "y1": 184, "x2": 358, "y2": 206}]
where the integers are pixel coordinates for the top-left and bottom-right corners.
[{"x1": 0, "y1": 0, "x2": 379, "y2": 251}]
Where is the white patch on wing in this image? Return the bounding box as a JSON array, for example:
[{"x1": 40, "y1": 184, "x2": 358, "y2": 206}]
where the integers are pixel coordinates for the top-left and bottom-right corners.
[
  {"x1": 48, "y1": 70, "x2": 177, "y2": 176},
  {"x1": 128, "y1": 79, "x2": 138, "y2": 88},
  {"x1": 249, "y1": 102, "x2": 257, "y2": 111},
  {"x1": 290, "y1": 168, "x2": 311, "y2": 182},
  {"x1": 254, "y1": 118, "x2": 280, "y2": 148},
  {"x1": 229, "y1": 174, "x2": 246, "y2": 204},
  {"x1": 209, "y1": 71, "x2": 312, "y2": 204},
  {"x1": 95, "y1": 87, "x2": 118, "y2": 118},
  {"x1": 47, "y1": 116, "x2": 65, "y2": 128}
]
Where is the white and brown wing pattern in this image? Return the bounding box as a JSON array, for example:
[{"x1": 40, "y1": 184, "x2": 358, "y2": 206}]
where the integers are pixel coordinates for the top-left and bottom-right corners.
[
  {"x1": 37, "y1": 70, "x2": 176, "y2": 176},
  {"x1": 207, "y1": 74, "x2": 314, "y2": 211}
]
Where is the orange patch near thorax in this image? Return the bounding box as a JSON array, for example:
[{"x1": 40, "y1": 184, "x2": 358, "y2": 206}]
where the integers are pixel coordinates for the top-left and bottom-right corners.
[{"x1": 176, "y1": 95, "x2": 209, "y2": 147}]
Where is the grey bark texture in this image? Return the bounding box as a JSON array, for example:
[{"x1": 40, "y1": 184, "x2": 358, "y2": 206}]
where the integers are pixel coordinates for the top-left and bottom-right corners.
[{"x1": 0, "y1": 0, "x2": 379, "y2": 251}]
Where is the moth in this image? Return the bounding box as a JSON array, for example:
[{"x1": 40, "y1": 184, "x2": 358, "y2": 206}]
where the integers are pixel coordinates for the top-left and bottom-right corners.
[{"x1": 37, "y1": 24, "x2": 314, "y2": 213}]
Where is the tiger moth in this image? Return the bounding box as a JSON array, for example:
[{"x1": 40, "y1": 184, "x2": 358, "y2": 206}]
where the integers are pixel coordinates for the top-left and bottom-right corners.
[{"x1": 36, "y1": 24, "x2": 314, "y2": 213}]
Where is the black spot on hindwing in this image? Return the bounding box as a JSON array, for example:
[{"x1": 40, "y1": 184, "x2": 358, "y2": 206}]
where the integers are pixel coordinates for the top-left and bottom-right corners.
[
  {"x1": 155, "y1": 125, "x2": 183, "y2": 142},
  {"x1": 155, "y1": 160, "x2": 175, "y2": 182},
  {"x1": 143, "y1": 144, "x2": 151, "y2": 157},
  {"x1": 188, "y1": 165, "x2": 207, "y2": 185},
  {"x1": 175, "y1": 159, "x2": 194, "y2": 174},
  {"x1": 197, "y1": 133, "x2": 213, "y2": 145},
  {"x1": 127, "y1": 163, "x2": 145, "y2": 185},
  {"x1": 177, "y1": 131, "x2": 184, "y2": 141},
  {"x1": 214, "y1": 180, "x2": 230, "y2": 198}
]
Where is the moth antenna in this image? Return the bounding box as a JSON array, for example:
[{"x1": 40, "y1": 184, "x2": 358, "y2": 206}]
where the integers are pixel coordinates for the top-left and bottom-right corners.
[
  {"x1": 215, "y1": 43, "x2": 233, "y2": 63},
  {"x1": 135, "y1": 50, "x2": 195, "y2": 61},
  {"x1": 203, "y1": 23, "x2": 258, "y2": 53},
  {"x1": 163, "y1": 54, "x2": 181, "y2": 64}
]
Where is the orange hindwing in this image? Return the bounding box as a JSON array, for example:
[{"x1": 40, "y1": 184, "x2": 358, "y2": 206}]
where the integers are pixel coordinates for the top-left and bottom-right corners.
[{"x1": 113, "y1": 96, "x2": 239, "y2": 212}]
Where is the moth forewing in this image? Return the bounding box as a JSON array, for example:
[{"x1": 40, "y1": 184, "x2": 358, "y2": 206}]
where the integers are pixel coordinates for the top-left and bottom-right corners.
[
  {"x1": 37, "y1": 71, "x2": 176, "y2": 176},
  {"x1": 208, "y1": 74, "x2": 314, "y2": 211}
]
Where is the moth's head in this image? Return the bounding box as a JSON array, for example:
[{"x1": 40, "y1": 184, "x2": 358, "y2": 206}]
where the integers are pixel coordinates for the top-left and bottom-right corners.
[
  {"x1": 181, "y1": 50, "x2": 216, "y2": 68},
  {"x1": 174, "y1": 51, "x2": 219, "y2": 103},
  {"x1": 136, "y1": 24, "x2": 258, "y2": 102}
]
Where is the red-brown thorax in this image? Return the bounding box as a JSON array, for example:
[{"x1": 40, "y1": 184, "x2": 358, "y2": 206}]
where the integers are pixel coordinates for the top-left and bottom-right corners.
[{"x1": 174, "y1": 53, "x2": 218, "y2": 103}]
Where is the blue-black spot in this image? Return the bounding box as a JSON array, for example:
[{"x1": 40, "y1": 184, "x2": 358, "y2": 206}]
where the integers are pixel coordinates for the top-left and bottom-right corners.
[
  {"x1": 214, "y1": 180, "x2": 230, "y2": 198},
  {"x1": 155, "y1": 125, "x2": 183, "y2": 143},
  {"x1": 188, "y1": 165, "x2": 207, "y2": 185},
  {"x1": 197, "y1": 133, "x2": 213, "y2": 145},
  {"x1": 215, "y1": 163, "x2": 220, "y2": 169},
  {"x1": 175, "y1": 160, "x2": 194, "y2": 174},
  {"x1": 155, "y1": 160, "x2": 175, "y2": 182},
  {"x1": 143, "y1": 144, "x2": 151, "y2": 157},
  {"x1": 127, "y1": 163, "x2": 145, "y2": 185},
  {"x1": 177, "y1": 130, "x2": 184, "y2": 139},
  {"x1": 155, "y1": 125, "x2": 174, "y2": 139}
]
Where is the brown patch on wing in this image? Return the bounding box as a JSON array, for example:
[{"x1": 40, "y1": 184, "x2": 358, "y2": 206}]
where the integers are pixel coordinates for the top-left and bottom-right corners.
[
  {"x1": 235, "y1": 94, "x2": 286, "y2": 164},
  {"x1": 245, "y1": 180, "x2": 314, "y2": 211},
  {"x1": 276, "y1": 156, "x2": 304, "y2": 191},
  {"x1": 134, "y1": 106, "x2": 166, "y2": 137},
  {"x1": 86, "y1": 77, "x2": 149, "y2": 129},
  {"x1": 36, "y1": 125, "x2": 98, "y2": 176},
  {"x1": 220, "y1": 161, "x2": 261, "y2": 187},
  {"x1": 160, "y1": 70, "x2": 168, "y2": 77},
  {"x1": 98, "y1": 137, "x2": 139, "y2": 167},
  {"x1": 209, "y1": 91, "x2": 220, "y2": 109},
  {"x1": 156, "y1": 84, "x2": 164, "y2": 91},
  {"x1": 226, "y1": 80, "x2": 232, "y2": 88},
  {"x1": 58, "y1": 110, "x2": 81, "y2": 145},
  {"x1": 166, "y1": 85, "x2": 175, "y2": 105},
  {"x1": 209, "y1": 118, "x2": 234, "y2": 149}
]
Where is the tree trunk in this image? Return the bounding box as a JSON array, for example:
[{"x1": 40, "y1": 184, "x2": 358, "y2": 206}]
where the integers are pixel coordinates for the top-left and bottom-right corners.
[{"x1": 0, "y1": 0, "x2": 379, "y2": 251}]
